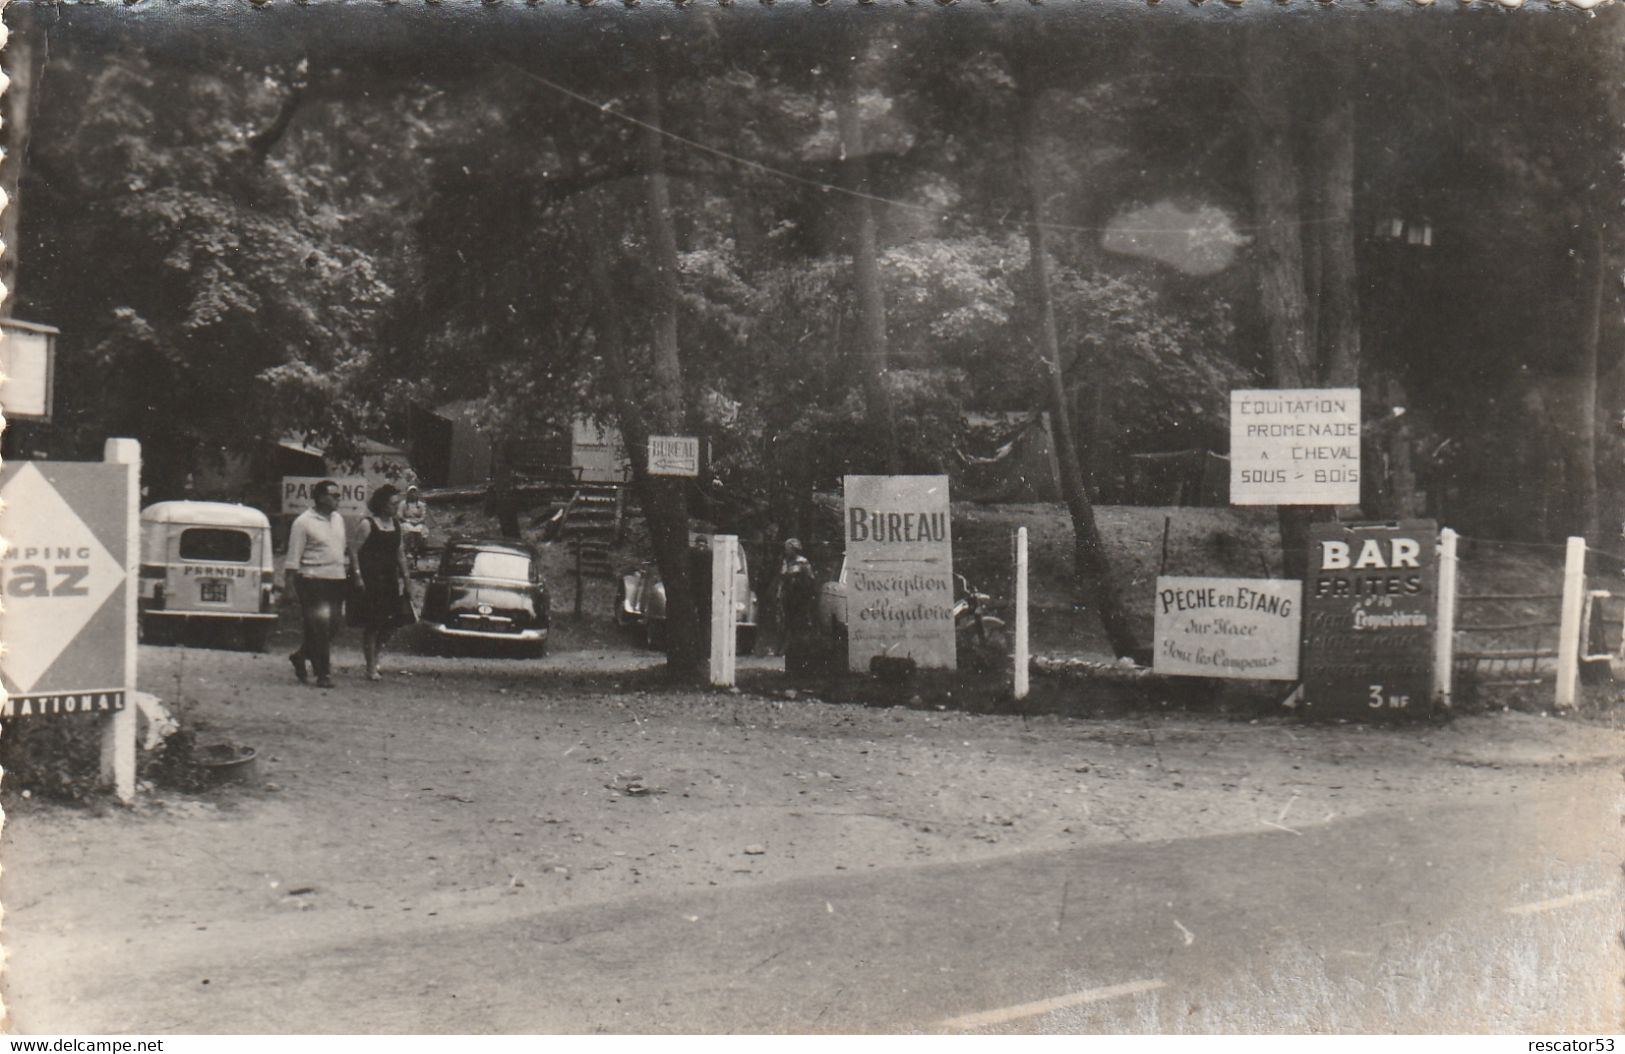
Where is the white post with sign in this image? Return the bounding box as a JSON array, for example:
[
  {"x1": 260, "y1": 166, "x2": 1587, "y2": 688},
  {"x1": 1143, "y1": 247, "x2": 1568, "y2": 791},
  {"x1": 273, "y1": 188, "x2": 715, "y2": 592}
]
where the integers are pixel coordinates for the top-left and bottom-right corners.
[
  {"x1": 1230, "y1": 388, "x2": 1361, "y2": 506},
  {"x1": 102, "y1": 438, "x2": 139, "y2": 801},
  {"x1": 709, "y1": 534, "x2": 738, "y2": 687},
  {"x1": 843, "y1": 475, "x2": 956, "y2": 672}
]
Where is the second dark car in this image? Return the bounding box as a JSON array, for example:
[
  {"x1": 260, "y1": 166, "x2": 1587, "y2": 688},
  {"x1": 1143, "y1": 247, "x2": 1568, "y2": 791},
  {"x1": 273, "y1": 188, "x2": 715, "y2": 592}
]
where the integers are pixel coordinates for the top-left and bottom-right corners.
[{"x1": 419, "y1": 537, "x2": 550, "y2": 656}]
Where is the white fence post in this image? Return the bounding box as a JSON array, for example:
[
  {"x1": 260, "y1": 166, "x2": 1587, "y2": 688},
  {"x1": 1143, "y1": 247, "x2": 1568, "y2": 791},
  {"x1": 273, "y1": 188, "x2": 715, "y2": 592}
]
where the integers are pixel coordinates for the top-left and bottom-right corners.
[
  {"x1": 1014, "y1": 527, "x2": 1029, "y2": 701},
  {"x1": 101, "y1": 437, "x2": 139, "y2": 803},
  {"x1": 1433, "y1": 527, "x2": 1458, "y2": 709},
  {"x1": 709, "y1": 534, "x2": 738, "y2": 688},
  {"x1": 1555, "y1": 535, "x2": 1587, "y2": 711}
]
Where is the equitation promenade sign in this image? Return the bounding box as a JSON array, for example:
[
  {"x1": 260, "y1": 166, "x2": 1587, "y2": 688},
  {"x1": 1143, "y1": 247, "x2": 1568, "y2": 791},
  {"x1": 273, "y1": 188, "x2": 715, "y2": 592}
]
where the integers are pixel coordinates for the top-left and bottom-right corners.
[
  {"x1": 843, "y1": 475, "x2": 956, "y2": 672},
  {"x1": 1230, "y1": 388, "x2": 1361, "y2": 506}
]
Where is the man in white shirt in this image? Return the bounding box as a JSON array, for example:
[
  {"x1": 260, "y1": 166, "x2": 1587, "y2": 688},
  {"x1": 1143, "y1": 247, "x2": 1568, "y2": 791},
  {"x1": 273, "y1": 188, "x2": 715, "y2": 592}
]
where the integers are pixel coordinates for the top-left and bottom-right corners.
[{"x1": 284, "y1": 480, "x2": 355, "y2": 688}]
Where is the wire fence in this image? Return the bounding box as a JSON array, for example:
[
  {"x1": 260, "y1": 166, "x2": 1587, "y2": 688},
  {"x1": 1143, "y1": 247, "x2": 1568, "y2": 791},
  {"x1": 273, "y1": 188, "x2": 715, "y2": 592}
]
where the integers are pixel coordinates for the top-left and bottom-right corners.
[
  {"x1": 965, "y1": 521, "x2": 1621, "y2": 709},
  {"x1": 1443, "y1": 534, "x2": 1625, "y2": 701}
]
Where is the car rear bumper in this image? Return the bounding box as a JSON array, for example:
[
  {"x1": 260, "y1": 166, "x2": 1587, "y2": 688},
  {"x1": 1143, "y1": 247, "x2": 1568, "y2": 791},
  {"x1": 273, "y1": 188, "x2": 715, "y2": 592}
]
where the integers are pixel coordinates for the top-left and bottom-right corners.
[
  {"x1": 141, "y1": 610, "x2": 277, "y2": 621},
  {"x1": 424, "y1": 622, "x2": 548, "y2": 643}
]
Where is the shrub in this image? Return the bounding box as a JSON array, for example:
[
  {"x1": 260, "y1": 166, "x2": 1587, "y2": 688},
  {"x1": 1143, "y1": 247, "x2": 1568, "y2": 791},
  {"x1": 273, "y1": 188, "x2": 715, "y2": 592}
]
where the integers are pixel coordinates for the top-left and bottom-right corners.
[{"x1": 0, "y1": 714, "x2": 110, "y2": 804}]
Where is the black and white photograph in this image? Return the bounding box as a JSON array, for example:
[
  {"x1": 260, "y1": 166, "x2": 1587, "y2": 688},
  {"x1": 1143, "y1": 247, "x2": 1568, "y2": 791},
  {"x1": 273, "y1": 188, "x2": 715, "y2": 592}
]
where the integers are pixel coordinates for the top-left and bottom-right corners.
[{"x1": 1, "y1": 0, "x2": 1623, "y2": 1035}]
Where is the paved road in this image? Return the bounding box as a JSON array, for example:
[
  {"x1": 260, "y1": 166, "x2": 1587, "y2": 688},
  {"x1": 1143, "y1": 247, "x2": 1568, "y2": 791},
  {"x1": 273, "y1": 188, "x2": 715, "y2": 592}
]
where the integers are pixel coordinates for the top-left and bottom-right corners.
[{"x1": 36, "y1": 769, "x2": 1621, "y2": 1033}]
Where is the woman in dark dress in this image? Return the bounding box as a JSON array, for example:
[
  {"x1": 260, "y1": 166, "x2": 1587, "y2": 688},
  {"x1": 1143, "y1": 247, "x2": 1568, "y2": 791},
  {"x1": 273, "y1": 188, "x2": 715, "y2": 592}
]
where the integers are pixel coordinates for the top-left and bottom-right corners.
[{"x1": 353, "y1": 484, "x2": 412, "y2": 681}]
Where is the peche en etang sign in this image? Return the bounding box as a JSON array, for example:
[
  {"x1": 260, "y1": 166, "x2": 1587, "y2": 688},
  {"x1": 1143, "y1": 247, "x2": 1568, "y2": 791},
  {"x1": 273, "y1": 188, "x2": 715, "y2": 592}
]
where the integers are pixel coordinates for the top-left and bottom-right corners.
[
  {"x1": 1153, "y1": 576, "x2": 1302, "y2": 681},
  {"x1": 843, "y1": 475, "x2": 956, "y2": 672}
]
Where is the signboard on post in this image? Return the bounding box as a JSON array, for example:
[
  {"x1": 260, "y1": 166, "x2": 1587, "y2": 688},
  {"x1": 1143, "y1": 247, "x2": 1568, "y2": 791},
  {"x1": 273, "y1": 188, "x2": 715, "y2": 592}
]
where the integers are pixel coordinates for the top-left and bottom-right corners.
[
  {"x1": 0, "y1": 459, "x2": 130, "y2": 714},
  {"x1": 1152, "y1": 576, "x2": 1302, "y2": 681},
  {"x1": 1301, "y1": 520, "x2": 1438, "y2": 720},
  {"x1": 1230, "y1": 388, "x2": 1361, "y2": 506},
  {"x1": 648, "y1": 435, "x2": 701, "y2": 478},
  {"x1": 0, "y1": 318, "x2": 59, "y2": 421},
  {"x1": 572, "y1": 417, "x2": 632, "y2": 483},
  {"x1": 0, "y1": 441, "x2": 140, "y2": 800},
  {"x1": 843, "y1": 475, "x2": 956, "y2": 672},
  {"x1": 281, "y1": 476, "x2": 369, "y2": 520}
]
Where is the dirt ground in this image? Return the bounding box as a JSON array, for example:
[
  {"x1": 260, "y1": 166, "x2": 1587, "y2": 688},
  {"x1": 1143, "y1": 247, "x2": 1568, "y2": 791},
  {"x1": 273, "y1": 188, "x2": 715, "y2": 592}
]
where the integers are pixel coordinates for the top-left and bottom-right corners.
[{"x1": 4, "y1": 607, "x2": 1624, "y2": 1031}]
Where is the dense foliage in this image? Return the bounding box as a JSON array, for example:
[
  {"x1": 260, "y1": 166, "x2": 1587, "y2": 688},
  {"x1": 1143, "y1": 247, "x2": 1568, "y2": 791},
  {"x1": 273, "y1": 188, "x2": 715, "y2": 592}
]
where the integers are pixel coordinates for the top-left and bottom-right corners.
[{"x1": 13, "y1": 7, "x2": 1623, "y2": 545}]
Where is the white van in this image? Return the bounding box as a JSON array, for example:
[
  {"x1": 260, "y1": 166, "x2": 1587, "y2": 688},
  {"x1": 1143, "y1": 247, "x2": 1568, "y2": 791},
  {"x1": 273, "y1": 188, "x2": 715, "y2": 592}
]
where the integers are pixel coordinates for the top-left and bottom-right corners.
[{"x1": 139, "y1": 501, "x2": 277, "y2": 649}]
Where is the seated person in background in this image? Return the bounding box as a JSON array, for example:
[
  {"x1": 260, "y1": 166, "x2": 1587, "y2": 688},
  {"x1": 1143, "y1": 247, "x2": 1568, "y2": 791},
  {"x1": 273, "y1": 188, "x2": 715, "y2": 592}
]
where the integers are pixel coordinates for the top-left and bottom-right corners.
[{"x1": 400, "y1": 485, "x2": 429, "y2": 567}]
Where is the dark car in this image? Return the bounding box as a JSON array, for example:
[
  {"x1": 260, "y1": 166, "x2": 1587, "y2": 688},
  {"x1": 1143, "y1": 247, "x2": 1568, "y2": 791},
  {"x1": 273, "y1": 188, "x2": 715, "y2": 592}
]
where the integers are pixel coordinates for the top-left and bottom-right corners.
[{"x1": 420, "y1": 537, "x2": 550, "y2": 656}]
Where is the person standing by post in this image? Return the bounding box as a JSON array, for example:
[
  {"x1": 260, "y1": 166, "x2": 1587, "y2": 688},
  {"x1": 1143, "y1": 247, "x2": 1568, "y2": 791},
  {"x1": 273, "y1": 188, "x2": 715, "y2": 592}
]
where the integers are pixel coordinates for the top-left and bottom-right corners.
[
  {"x1": 284, "y1": 480, "x2": 355, "y2": 689},
  {"x1": 486, "y1": 468, "x2": 522, "y2": 540},
  {"x1": 774, "y1": 537, "x2": 815, "y2": 656},
  {"x1": 689, "y1": 534, "x2": 714, "y2": 656},
  {"x1": 353, "y1": 484, "x2": 412, "y2": 682}
]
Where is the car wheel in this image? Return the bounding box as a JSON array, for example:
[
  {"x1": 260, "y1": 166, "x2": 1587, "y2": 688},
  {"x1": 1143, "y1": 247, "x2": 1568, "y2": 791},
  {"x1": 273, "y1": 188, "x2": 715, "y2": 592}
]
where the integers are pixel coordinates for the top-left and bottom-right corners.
[
  {"x1": 736, "y1": 627, "x2": 756, "y2": 657},
  {"x1": 646, "y1": 618, "x2": 667, "y2": 651}
]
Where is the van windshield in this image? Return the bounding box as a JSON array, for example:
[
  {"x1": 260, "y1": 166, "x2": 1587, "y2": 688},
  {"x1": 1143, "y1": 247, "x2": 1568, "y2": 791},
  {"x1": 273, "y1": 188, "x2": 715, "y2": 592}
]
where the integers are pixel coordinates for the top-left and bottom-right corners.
[{"x1": 178, "y1": 528, "x2": 253, "y2": 563}]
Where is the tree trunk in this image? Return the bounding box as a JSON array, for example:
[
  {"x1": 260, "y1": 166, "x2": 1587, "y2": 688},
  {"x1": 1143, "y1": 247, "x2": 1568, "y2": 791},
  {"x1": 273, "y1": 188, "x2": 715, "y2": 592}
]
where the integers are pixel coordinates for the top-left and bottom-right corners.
[
  {"x1": 1243, "y1": 31, "x2": 1357, "y2": 580},
  {"x1": 836, "y1": 68, "x2": 901, "y2": 475},
  {"x1": 637, "y1": 64, "x2": 703, "y2": 677},
  {"x1": 1312, "y1": 78, "x2": 1360, "y2": 389},
  {"x1": 1017, "y1": 80, "x2": 1141, "y2": 661},
  {"x1": 1244, "y1": 40, "x2": 1312, "y2": 391}
]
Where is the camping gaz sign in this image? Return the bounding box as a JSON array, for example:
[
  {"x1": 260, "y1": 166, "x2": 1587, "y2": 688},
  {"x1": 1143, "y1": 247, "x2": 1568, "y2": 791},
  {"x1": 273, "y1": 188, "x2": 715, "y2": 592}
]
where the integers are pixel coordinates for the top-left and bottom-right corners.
[
  {"x1": 1301, "y1": 520, "x2": 1438, "y2": 720},
  {"x1": 1230, "y1": 388, "x2": 1361, "y2": 506},
  {"x1": 0, "y1": 461, "x2": 130, "y2": 718},
  {"x1": 843, "y1": 475, "x2": 957, "y2": 672},
  {"x1": 281, "y1": 476, "x2": 369, "y2": 519},
  {"x1": 647, "y1": 435, "x2": 701, "y2": 477},
  {"x1": 1153, "y1": 577, "x2": 1302, "y2": 681}
]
